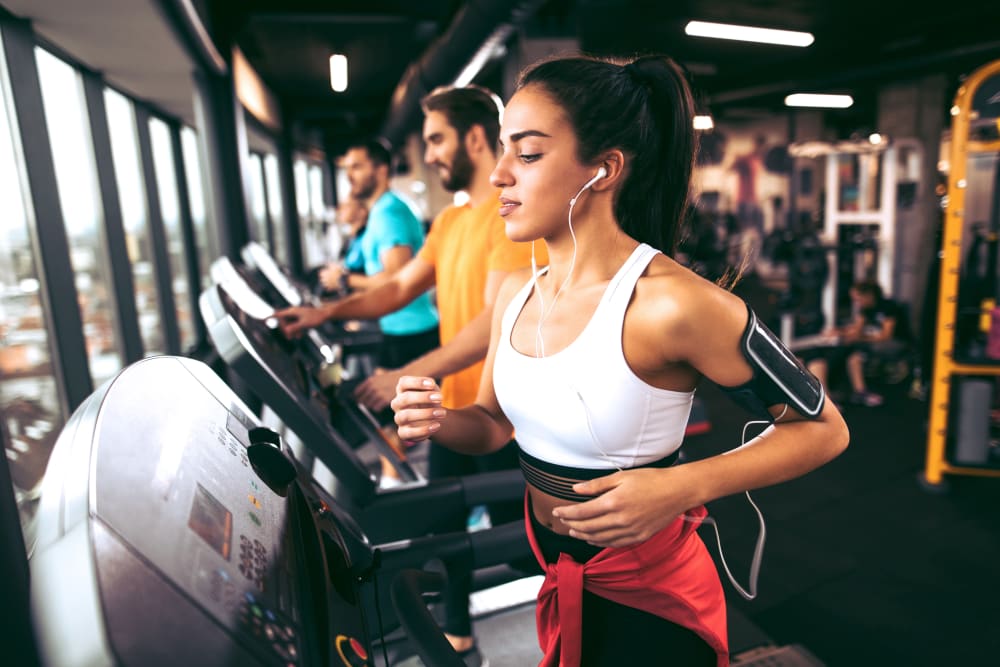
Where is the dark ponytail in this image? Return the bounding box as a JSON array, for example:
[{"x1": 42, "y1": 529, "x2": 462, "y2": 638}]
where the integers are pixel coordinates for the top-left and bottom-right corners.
[{"x1": 516, "y1": 54, "x2": 697, "y2": 255}]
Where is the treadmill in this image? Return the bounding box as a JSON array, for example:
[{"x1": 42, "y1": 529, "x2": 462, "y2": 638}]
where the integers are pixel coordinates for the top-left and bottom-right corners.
[
  {"x1": 199, "y1": 274, "x2": 419, "y2": 489},
  {"x1": 216, "y1": 248, "x2": 381, "y2": 384},
  {"x1": 241, "y1": 241, "x2": 318, "y2": 308},
  {"x1": 199, "y1": 281, "x2": 526, "y2": 545},
  {"x1": 203, "y1": 250, "x2": 538, "y2": 655},
  {"x1": 238, "y1": 242, "x2": 382, "y2": 367},
  {"x1": 27, "y1": 356, "x2": 525, "y2": 667}
]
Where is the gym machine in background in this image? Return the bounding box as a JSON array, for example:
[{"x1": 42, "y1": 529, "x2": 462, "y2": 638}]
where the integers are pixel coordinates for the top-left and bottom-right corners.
[
  {"x1": 924, "y1": 58, "x2": 1000, "y2": 487},
  {"x1": 785, "y1": 137, "x2": 924, "y2": 340}
]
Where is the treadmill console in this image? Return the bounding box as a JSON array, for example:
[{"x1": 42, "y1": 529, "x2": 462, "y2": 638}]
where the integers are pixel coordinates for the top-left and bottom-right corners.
[
  {"x1": 235, "y1": 243, "x2": 383, "y2": 358},
  {"x1": 30, "y1": 356, "x2": 372, "y2": 667},
  {"x1": 241, "y1": 241, "x2": 310, "y2": 308},
  {"x1": 201, "y1": 283, "x2": 382, "y2": 504},
  {"x1": 208, "y1": 256, "x2": 279, "y2": 321}
]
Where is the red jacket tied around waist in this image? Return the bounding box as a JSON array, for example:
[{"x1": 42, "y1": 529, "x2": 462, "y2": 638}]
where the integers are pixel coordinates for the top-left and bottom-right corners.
[{"x1": 526, "y1": 498, "x2": 729, "y2": 667}]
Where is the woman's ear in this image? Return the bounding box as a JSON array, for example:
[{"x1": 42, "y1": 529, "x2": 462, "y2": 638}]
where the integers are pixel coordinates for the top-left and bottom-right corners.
[{"x1": 594, "y1": 150, "x2": 626, "y2": 190}]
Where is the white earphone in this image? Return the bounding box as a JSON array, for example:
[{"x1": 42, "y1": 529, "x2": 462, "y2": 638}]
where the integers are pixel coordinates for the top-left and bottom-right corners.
[{"x1": 569, "y1": 166, "x2": 607, "y2": 206}]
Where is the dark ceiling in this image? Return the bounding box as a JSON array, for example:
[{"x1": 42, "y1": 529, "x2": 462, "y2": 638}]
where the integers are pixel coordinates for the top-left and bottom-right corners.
[{"x1": 201, "y1": 0, "x2": 1000, "y2": 153}]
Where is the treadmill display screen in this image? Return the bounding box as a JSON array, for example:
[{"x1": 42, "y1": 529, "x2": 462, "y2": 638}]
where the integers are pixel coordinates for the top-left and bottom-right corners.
[{"x1": 188, "y1": 483, "x2": 233, "y2": 560}]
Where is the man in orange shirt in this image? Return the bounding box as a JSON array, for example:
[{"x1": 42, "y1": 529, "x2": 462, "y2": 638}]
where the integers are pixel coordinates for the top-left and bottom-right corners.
[{"x1": 275, "y1": 84, "x2": 544, "y2": 663}]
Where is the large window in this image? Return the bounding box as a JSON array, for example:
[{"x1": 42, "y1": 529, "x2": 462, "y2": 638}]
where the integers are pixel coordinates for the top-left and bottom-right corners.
[
  {"x1": 294, "y1": 159, "x2": 311, "y2": 219},
  {"x1": 35, "y1": 47, "x2": 122, "y2": 385},
  {"x1": 181, "y1": 126, "x2": 215, "y2": 291},
  {"x1": 294, "y1": 158, "x2": 321, "y2": 267},
  {"x1": 263, "y1": 154, "x2": 286, "y2": 265},
  {"x1": 246, "y1": 121, "x2": 287, "y2": 267},
  {"x1": 295, "y1": 157, "x2": 331, "y2": 268},
  {"x1": 104, "y1": 88, "x2": 164, "y2": 355},
  {"x1": 309, "y1": 163, "x2": 326, "y2": 221},
  {"x1": 247, "y1": 152, "x2": 269, "y2": 249},
  {"x1": 0, "y1": 35, "x2": 64, "y2": 539},
  {"x1": 148, "y1": 117, "x2": 195, "y2": 350}
]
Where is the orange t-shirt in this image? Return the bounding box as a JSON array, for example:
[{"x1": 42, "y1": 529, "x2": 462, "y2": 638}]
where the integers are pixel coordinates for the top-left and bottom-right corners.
[{"x1": 418, "y1": 192, "x2": 545, "y2": 408}]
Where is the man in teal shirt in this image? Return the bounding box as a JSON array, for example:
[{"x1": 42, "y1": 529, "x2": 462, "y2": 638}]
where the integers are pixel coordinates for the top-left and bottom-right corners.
[{"x1": 339, "y1": 139, "x2": 439, "y2": 367}]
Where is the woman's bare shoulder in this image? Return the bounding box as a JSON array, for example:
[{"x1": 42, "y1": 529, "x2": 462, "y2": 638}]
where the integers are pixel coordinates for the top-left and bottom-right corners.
[
  {"x1": 638, "y1": 256, "x2": 746, "y2": 325},
  {"x1": 495, "y1": 266, "x2": 536, "y2": 308},
  {"x1": 630, "y1": 256, "x2": 750, "y2": 369}
]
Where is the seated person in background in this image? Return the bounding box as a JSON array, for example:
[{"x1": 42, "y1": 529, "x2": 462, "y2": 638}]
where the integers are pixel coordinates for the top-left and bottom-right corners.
[
  {"x1": 806, "y1": 280, "x2": 902, "y2": 407},
  {"x1": 318, "y1": 197, "x2": 369, "y2": 294}
]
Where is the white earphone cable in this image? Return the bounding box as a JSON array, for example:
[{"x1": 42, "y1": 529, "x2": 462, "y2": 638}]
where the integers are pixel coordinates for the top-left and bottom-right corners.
[
  {"x1": 534, "y1": 176, "x2": 591, "y2": 357},
  {"x1": 679, "y1": 403, "x2": 787, "y2": 600}
]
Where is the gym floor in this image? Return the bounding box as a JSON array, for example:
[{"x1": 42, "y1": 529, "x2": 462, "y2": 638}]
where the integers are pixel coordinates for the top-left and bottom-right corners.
[{"x1": 688, "y1": 378, "x2": 1000, "y2": 665}]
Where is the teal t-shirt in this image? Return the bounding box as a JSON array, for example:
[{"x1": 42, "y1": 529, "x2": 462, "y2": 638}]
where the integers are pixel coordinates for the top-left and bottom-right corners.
[{"x1": 356, "y1": 192, "x2": 438, "y2": 336}]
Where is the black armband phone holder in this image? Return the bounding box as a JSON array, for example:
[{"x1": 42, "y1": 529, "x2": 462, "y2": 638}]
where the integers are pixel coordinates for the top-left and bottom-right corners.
[{"x1": 721, "y1": 303, "x2": 825, "y2": 420}]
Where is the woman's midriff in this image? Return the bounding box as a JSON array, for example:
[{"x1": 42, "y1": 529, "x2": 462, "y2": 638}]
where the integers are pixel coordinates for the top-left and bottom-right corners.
[{"x1": 528, "y1": 482, "x2": 586, "y2": 535}]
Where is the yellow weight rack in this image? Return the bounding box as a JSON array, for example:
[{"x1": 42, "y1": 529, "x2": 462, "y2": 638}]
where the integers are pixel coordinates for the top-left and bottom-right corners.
[{"x1": 923, "y1": 58, "x2": 1000, "y2": 488}]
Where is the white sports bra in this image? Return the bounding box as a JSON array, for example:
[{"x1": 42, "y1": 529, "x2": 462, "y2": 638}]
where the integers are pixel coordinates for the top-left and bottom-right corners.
[{"x1": 493, "y1": 243, "x2": 694, "y2": 471}]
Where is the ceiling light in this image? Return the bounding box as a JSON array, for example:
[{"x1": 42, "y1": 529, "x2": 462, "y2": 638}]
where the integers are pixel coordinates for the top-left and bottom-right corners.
[
  {"x1": 454, "y1": 36, "x2": 509, "y2": 88},
  {"x1": 693, "y1": 115, "x2": 714, "y2": 130},
  {"x1": 329, "y1": 54, "x2": 348, "y2": 92},
  {"x1": 685, "y1": 21, "x2": 814, "y2": 47},
  {"x1": 784, "y1": 93, "x2": 854, "y2": 109}
]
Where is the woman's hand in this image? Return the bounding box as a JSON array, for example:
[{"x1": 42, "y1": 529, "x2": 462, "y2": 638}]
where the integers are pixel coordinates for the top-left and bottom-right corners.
[
  {"x1": 551, "y1": 467, "x2": 696, "y2": 548},
  {"x1": 390, "y1": 376, "x2": 447, "y2": 442}
]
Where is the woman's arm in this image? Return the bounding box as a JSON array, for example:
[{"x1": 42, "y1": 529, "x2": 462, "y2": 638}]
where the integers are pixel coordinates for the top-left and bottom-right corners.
[
  {"x1": 390, "y1": 271, "x2": 526, "y2": 455},
  {"x1": 553, "y1": 269, "x2": 849, "y2": 547},
  {"x1": 354, "y1": 266, "x2": 516, "y2": 411},
  {"x1": 391, "y1": 377, "x2": 512, "y2": 455}
]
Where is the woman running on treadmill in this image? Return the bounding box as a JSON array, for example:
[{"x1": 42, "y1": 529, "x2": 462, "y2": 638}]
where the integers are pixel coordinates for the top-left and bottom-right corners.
[{"x1": 392, "y1": 53, "x2": 849, "y2": 666}]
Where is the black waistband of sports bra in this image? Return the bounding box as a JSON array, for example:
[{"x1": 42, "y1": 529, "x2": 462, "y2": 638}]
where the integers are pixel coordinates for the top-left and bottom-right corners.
[{"x1": 518, "y1": 446, "x2": 679, "y2": 502}]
